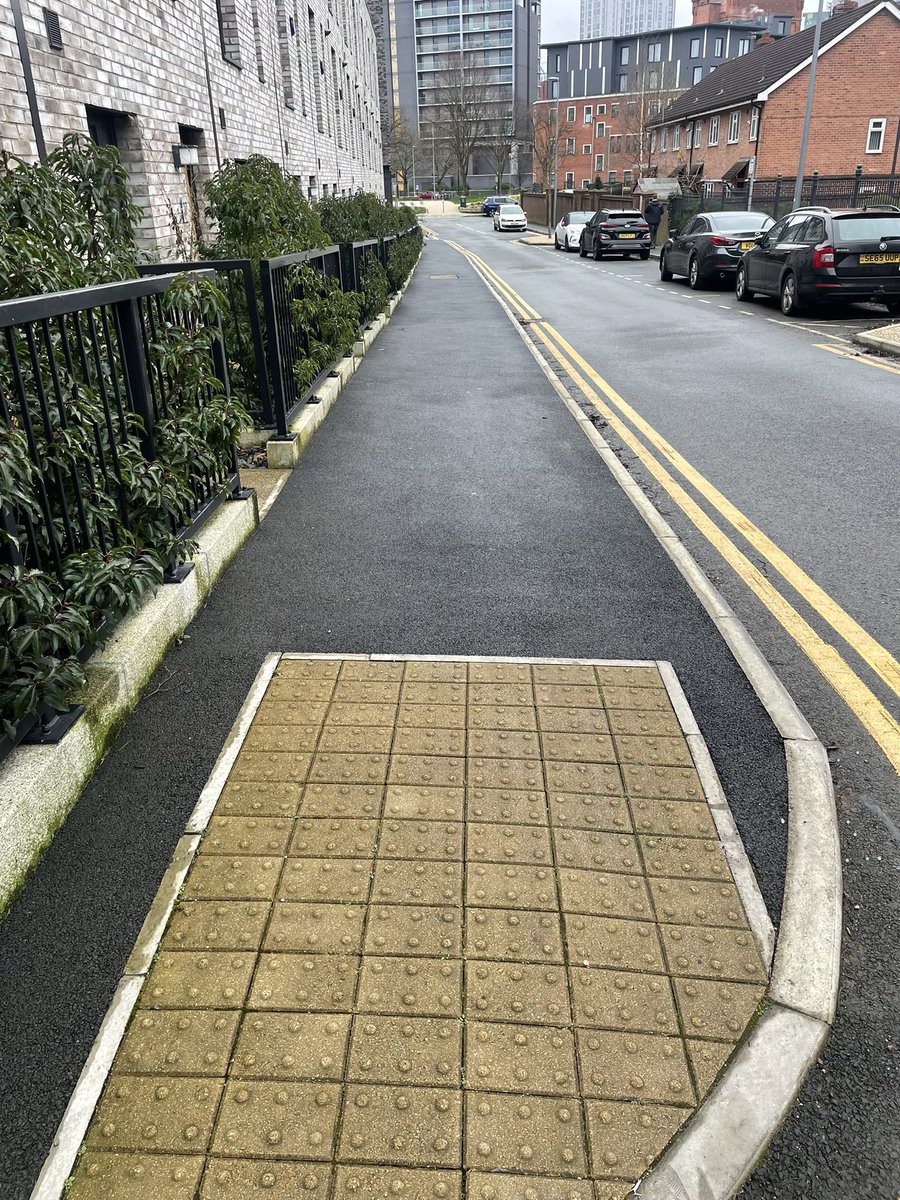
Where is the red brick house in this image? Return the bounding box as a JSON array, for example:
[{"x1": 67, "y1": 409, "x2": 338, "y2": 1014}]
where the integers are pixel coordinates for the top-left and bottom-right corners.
[{"x1": 647, "y1": 0, "x2": 900, "y2": 186}]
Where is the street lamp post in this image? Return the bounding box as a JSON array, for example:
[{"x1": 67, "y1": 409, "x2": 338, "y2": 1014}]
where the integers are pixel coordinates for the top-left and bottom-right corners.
[
  {"x1": 793, "y1": 0, "x2": 825, "y2": 209},
  {"x1": 547, "y1": 76, "x2": 560, "y2": 237}
]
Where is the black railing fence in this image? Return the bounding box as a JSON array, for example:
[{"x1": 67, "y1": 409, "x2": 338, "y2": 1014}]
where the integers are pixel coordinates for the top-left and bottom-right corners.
[
  {"x1": 139, "y1": 259, "x2": 272, "y2": 426},
  {"x1": 670, "y1": 169, "x2": 900, "y2": 226},
  {"x1": 342, "y1": 238, "x2": 382, "y2": 295},
  {"x1": 0, "y1": 273, "x2": 239, "y2": 581}
]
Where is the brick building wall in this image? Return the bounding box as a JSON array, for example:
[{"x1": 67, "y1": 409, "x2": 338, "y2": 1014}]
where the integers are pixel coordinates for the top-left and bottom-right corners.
[
  {"x1": 648, "y1": 102, "x2": 760, "y2": 179},
  {"x1": 534, "y1": 94, "x2": 659, "y2": 190},
  {"x1": 691, "y1": 0, "x2": 801, "y2": 34},
  {"x1": 755, "y1": 7, "x2": 900, "y2": 175},
  {"x1": 1, "y1": 0, "x2": 384, "y2": 256}
]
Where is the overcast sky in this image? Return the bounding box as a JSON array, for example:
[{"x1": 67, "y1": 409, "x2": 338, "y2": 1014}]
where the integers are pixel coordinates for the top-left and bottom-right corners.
[{"x1": 540, "y1": 0, "x2": 694, "y2": 43}]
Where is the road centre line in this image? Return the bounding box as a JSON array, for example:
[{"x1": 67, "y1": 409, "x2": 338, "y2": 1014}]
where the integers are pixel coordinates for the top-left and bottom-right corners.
[
  {"x1": 447, "y1": 241, "x2": 900, "y2": 772},
  {"x1": 457, "y1": 244, "x2": 900, "y2": 703},
  {"x1": 815, "y1": 342, "x2": 900, "y2": 375}
]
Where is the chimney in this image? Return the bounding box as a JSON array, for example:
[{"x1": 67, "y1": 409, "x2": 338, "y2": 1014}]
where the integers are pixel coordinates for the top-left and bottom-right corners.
[
  {"x1": 756, "y1": 32, "x2": 775, "y2": 43},
  {"x1": 830, "y1": 0, "x2": 858, "y2": 12}
]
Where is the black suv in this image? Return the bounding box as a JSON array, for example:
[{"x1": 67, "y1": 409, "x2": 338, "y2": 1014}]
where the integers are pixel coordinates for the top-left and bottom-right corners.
[
  {"x1": 735, "y1": 205, "x2": 900, "y2": 316},
  {"x1": 580, "y1": 209, "x2": 651, "y2": 260}
]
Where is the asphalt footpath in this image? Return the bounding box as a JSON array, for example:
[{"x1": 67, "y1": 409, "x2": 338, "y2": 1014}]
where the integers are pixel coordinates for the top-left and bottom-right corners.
[{"x1": 0, "y1": 235, "x2": 787, "y2": 1198}]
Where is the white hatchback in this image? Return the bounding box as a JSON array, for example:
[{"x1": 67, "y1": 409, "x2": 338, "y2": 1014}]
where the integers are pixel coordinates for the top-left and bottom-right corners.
[
  {"x1": 555, "y1": 210, "x2": 596, "y2": 251},
  {"x1": 494, "y1": 204, "x2": 527, "y2": 232}
]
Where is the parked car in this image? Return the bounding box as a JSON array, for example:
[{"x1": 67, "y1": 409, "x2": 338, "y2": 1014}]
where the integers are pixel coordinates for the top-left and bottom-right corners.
[
  {"x1": 554, "y1": 210, "x2": 596, "y2": 251},
  {"x1": 494, "y1": 203, "x2": 527, "y2": 232},
  {"x1": 580, "y1": 209, "x2": 651, "y2": 260},
  {"x1": 735, "y1": 205, "x2": 900, "y2": 316},
  {"x1": 481, "y1": 196, "x2": 503, "y2": 217},
  {"x1": 659, "y1": 211, "x2": 773, "y2": 288}
]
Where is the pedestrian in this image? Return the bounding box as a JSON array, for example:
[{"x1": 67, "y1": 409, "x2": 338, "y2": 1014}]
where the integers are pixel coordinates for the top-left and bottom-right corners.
[{"x1": 644, "y1": 196, "x2": 664, "y2": 247}]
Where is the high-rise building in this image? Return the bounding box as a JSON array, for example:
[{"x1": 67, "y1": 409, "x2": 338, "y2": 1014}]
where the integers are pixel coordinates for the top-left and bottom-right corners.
[
  {"x1": 581, "y1": 0, "x2": 676, "y2": 38},
  {"x1": 368, "y1": 0, "x2": 542, "y2": 189}
]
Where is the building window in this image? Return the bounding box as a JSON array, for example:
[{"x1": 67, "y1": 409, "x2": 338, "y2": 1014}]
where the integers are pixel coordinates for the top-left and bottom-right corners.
[
  {"x1": 596, "y1": 121, "x2": 606, "y2": 137},
  {"x1": 661, "y1": 127, "x2": 668, "y2": 150},
  {"x1": 611, "y1": 103, "x2": 620, "y2": 117},
  {"x1": 708, "y1": 114, "x2": 719, "y2": 145},
  {"x1": 626, "y1": 101, "x2": 636, "y2": 117},
  {"x1": 689, "y1": 36, "x2": 700, "y2": 58},
  {"x1": 623, "y1": 169, "x2": 632, "y2": 184},
  {"x1": 727, "y1": 110, "x2": 740, "y2": 143},
  {"x1": 566, "y1": 137, "x2": 575, "y2": 154},
  {"x1": 673, "y1": 125, "x2": 680, "y2": 149},
  {"x1": 584, "y1": 105, "x2": 592, "y2": 123},
  {"x1": 582, "y1": 143, "x2": 591, "y2": 155},
  {"x1": 649, "y1": 99, "x2": 660, "y2": 115},
  {"x1": 555, "y1": 52, "x2": 561, "y2": 72},
  {"x1": 777, "y1": 19, "x2": 786, "y2": 34},
  {"x1": 686, "y1": 124, "x2": 693, "y2": 149},
  {"x1": 564, "y1": 171, "x2": 574, "y2": 188},
  {"x1": 608, "y1": 170, "x2": 617, "y2": 182},
  {"x1": 867, "y1": 117, "x2": 886, "y2": 153},
  {"x1": 610, "y1": 134, "x2": 622, "y2": 153},
  {"x1": 250, "y1": 0, "x2": 265, "y2": 81},
  {"x1": 215, "y1": 0, "x2": 242, "y2": 67},
  {"x1": 738, "y1": 37, "x2": 751, "y2": 54},
  {"x1": 692, "y1": 66, "x2": 702, "y2": 84},
  {"x1": 648, "y1": 41, "x2": 661, "y2": 61},
  {"x1": 567, "y1": 105, "x2": 576, "y2": 121},
  {"x1": 581, "y1": 179, "x2": 591, "y2": 188},
  {"x1": 621, "y1": 45, "x2": 630, "y2": 65},
  {"x1": 618, "y1": 73, "x2": 628, "y2": 91},
  {"x1": 85, "y1": 105, "x2": 122, "y2": 146},
  {"x1": 714, "y1": 36, "x2": 723, "y2": 55},
  {"x1": 648, "y1": 69, "x2": 659, "y2": 89},
  {"x1": 650, "y1": 130, "x2": 657, "y2": 152},
  {"x1": 595, "y1": 152, "x2": 604, "y2": 170},
  {"x1": 749, "y1": 107, "x2": 759, "y2": 141},
  {"x1": 598, "y1": 104, "x2": 606, "y2": 114},
  {"x1": 695, "y1": 119, "x2": 703, "y2": 144}
]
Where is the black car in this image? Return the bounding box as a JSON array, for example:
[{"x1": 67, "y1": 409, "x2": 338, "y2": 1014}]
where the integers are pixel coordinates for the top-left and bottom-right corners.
[
  {"x1": 481, "y1": 196, "x2": 503, "y2": 217},
  {"x1": 580, "y1": 209, "x2": 651, "y2": 260},
  {"x1": 660, "y1": 211, "x2": 773, "y2": 288},
  {"x1": 735, "y1": 205, "x2": 900, "y2": 316}
]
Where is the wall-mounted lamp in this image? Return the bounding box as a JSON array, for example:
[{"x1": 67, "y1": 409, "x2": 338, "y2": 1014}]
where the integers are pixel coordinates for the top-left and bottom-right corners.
[{"x1": 172, "y1": 144, "x2": 200, "y2": 168}]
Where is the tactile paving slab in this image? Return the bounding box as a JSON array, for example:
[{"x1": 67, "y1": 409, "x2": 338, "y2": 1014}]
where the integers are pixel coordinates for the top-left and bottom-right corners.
[{"x1": 69, "y1": 656, "x2": 769, "y2": 1199}]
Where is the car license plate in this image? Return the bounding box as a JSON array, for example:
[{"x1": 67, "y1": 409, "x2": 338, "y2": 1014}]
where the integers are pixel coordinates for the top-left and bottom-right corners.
[
  {"x1": 740, "y1": 241, "x2": 755, "y2": 250},
  {"x1": 619, "y1": 233, "x2": 636, "y2": 239},
  {"x1": 859, "y1": 253, "x2": 900, "y2": 264}
]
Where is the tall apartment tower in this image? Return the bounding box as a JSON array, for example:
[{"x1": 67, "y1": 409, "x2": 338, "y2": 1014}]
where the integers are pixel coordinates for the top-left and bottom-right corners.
[
  {"x1": 581, "y1": 0, "x2": 676, "y2": 37},
  {"x1": 368, "y1": 0, "x2": 541, "y2": 189}
]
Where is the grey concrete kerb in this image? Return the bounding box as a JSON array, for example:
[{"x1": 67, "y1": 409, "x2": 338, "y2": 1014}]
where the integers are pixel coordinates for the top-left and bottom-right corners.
[
  {"x1": 460, "y1": 254, "x2": 842, "y2": 1199},
  {"x1": 853, "y1": 323, "x2": 900, "y2": 358}
]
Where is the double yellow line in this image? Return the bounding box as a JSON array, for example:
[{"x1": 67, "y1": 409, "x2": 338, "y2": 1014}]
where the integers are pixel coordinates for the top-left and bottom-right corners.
[{"x1": 445, "y1": 239, "x2": 900, "y2": 773}]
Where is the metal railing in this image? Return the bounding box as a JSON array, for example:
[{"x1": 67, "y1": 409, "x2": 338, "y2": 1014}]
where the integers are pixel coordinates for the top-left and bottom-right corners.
[
  {"x1": 341, "y1": 238, "x2": 382, "y2": 295},
  {"x1": 670, "y1": 169, "x2": 900, "y2": 225},
  {"x1": 138, "y1": 259, "x2": 272, "y2": 426},
  {"x1": 260, "y1": 245, "x2": 344, "y2": 436}
]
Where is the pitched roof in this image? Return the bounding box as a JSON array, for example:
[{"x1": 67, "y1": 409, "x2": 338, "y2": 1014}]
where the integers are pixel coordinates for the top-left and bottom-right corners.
[{"x1": 650, "y1": 1, "x2": 897, "y2": 125}]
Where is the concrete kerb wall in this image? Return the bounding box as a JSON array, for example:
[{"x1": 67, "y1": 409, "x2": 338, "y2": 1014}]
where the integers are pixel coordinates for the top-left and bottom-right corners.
[
  {"x1": 266, "y1": 247, "x2": 423, "y2": 471},
  {"x1": 0, "y1": 495, "x2": 260, "y2": 917},
  {"x1": 458, "y1": 257, "x2": 842, "y2": 1200}
]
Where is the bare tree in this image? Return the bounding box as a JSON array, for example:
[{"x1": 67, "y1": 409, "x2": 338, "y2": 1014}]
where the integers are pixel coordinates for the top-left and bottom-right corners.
[
  {"x1": 420, "y1": 121, "x2": 455, "y2": 191},
  {"x1": 617, "y1": 49, "x2": 682, "y2": 179},
  {"x1": 428, "y1": 55, "x2": 498, "y2": 193},
  {"x1": 384, "y1": 114, "x2": 422, "y2": 195},
  {"x1": 481, "y1": 97, "x2": 531, "y2": 191},
  {"x1": 530, "y1": 104, "x2": 575, "y2": 192}
]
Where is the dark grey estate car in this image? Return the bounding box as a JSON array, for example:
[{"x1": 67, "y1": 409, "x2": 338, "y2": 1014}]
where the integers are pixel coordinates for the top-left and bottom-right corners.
[
  {"x1": 660, "y1": 211, "x2": 773, "y2": 288},
  {"x1": 579, "y1": 209, "x2": 651, "y2": 260},
  {"x1": 735, "y1": 205, "x2": 900, "y2": 315}
]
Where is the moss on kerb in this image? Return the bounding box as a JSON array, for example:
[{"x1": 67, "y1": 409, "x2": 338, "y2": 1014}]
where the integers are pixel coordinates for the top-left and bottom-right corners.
[{"x1": 0, "y1": 498, "x2": 258, "y2": 920}]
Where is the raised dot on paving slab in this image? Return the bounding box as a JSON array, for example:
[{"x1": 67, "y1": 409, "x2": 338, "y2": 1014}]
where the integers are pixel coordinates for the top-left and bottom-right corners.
[
  {"x1": 66, "y1": 1151, "x2": 203, "y2": 1200},
  {"x1": 465, "y1": 961, "x2": 570, "y2": 1024},
  {"x1": 463, "y1": 1092, "x2": 587, "y2": 1175},
  {"x1": 333, "y1": 1165, "x2": 462, "y2": 1199},
  {"x1": 357, "y1": 956, "x2": 463, "y2": 1018},
  {"x1": 338, "y1": 1085, "x2": 462, "y2": 1166},
  {"x1": 120, "y1": 1009, "x2": 239, "y2": 1076},
  {"x1": 162, "y1": 901, "x2": 270, "y2": 952},
  {"x1": 585, "y1": 1099, "x2": 690, "y2": 1177},
  {"x1": 87, "y1": 1075, "x2": 222, "y2": 1154},
  {"x1": 569, "y1": 965, "x2": 678, "y2": 1034},
  {"x1": 262, "y1": 903, "x2": 367, "y2": 953},
  {"x1": 247, "y1": 954, "x2": 359, "y2": 1011},
  {"x1": 210, "y1": 1080, "x2": 340, "y2": 1158},
  {"x1": 465, "y1": 1021, "x2": 578, "y2": 1095},
  {"x1": 142, "y1": 952, "x2": 256, "y2": 1010},
  {"x1": 201, "y1": 1158, "x2": 333, "y2": 1198},
  {"x1": 467, "y1": 1173, "x2": 596, "y2": 1200},
  {"x1": 230, "y1": 1013, "x2": 350, "y2": 1080},
  {"x1": 576, "y1": 1029, "x2": 695, "y2": 1104},
  {"x1": 346, "y1": 1014, "x2": 462, "y2": 1086},
  {"x1": 464, "y1": 907, "x2": 564, "y2": 963},
  {"x1": 674, "y1": 977, "x2": 765, "y2": 1041}
]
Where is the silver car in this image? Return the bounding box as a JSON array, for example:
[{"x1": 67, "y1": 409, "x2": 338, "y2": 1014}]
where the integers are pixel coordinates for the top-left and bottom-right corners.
[{"x1": 494, "y1": 203, "x2": 527, "y2": 232}]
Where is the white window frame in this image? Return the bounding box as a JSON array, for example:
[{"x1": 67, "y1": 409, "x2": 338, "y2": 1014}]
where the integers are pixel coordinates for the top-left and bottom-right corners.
[
  {"x1": 596, "y1": 121, "x2": 606, "y2": 137},
  {"x1": 738, "y1": 37, "x2": 750, "y2": 54},
  {"x1": 708, "y1": 114, "x2": 719, "y2": 146},
  {"x1": 582, "y1": 143, "x2": 592, "y2": 155},
  {"x1": 598, "y1": 104, "x2": 606, "y2": 114},
  {"x1": 673, "y1": 124, "x2": 680, "y2": 150},
  {"x1": 686, "y1": 123, "x2": 693, "y2": 150},
  {"x1": 565, "y1": 137, "x2": 575, "y2": 154},
  {"x1": 566, "y1": 105, "x2": 576, "y2": 122},
  {"x1": 692, "y1": 65, "x2": 703, "y2": 84},
  {"x1": 564, "y1": 171, "x2": 575, "y2": 189},
  {"x1": 581, "y1": 178, "x2": 591, "y2": 188},
  {"x1": 661, "y1": 127, "x2": 668, "y2": 150},
  {"x1": 623, "y1": 169, "x2": 632, "y2": 183},
  {"x1": 621, "y1": 45, "x2": 630, "y2": 65},
  {"x1": 648, "y1": 41, "x2": 662, "y2": 61},
  {"x1": 584, "y1": 104, "x2": 593, "y2": 124},
  {"x1": 595, "y1": 152, "x2": 604, "y2": 170},
  {"x1": 866, "y1": 117, "x2": 886, "y2": 153},
  {"x1": 650, "y1": 130, "x2": 657, "y2": 152},
  {"x1": 689, "y1": 37, "x2": 700, "y2": 58},
  {"x1": 714, "y1": 36, "x2": 723, "y2": 55},
  {"x1": 727, "y1": 110, "x2": 741, "y2": 143},
  {"x1": 608, "y1": 170, "x2": 617, "y2": 182},
  {"x1": 749, "y1": 107, "x2": 759, "y2": 141}
]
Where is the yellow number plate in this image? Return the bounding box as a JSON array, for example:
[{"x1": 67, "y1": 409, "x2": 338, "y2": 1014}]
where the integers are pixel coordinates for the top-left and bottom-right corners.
[
  {"x1": 859, "y1": 253, "x2": 900, "y2": 264},
  {"x1": 740, "y1": 241, "x2": 755, "y2": 250},
  {"x1": 619, "y1": 233, "x2": 637, "y2": 239}
]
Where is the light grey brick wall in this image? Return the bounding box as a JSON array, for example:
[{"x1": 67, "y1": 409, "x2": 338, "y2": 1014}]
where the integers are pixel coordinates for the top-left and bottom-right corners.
[{"x1": 0, "y1": 0, "x2": 384, "y2": 257}]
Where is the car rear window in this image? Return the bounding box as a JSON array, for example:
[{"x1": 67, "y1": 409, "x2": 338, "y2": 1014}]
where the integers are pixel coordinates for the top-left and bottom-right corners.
[
  {"x1": 710, "y1": 212, "x2": 772, "y2": 230},
  {"x1": 834, "y1": 215, "x2": 900, "y2": 240},
  {"x1": 569, "y1": 212, "x2": 594, "y2": 223},
  {"x1": 606, "y1": 211, "x2": 644, "y2": 221},
  {"x1": 500, "y1": 205, "x2": 523, "y2": 213}
]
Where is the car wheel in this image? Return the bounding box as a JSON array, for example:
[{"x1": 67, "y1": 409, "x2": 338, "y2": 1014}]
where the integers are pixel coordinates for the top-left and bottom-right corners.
[
  {"x1": 780, "y1": 272, "x2": 803, "y2": 315},
  {"x1": 660, "y1": 252, "x2": 674, "y2": 282},
  {"x1": 639, "y1": 249, "x2": 650, "y2": 261},
  {"x1": 593, "y1": 243, "x2": 603, "y2": 261},
  {"x1": 735, "y1": 264, "x2": 754, "y2": 301},
  {"x1": 564, "y1": 237, "x2": 573, "y2": 252},
  {"x1": 579, "y1": 240, "x2": 588, "y2": 258},
  {"x1": 554, "y1": 235, "x2": 561, "y2": 249},
  {"x1": 688, "y1": 255, "x2": 704, "y2": 290}
]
